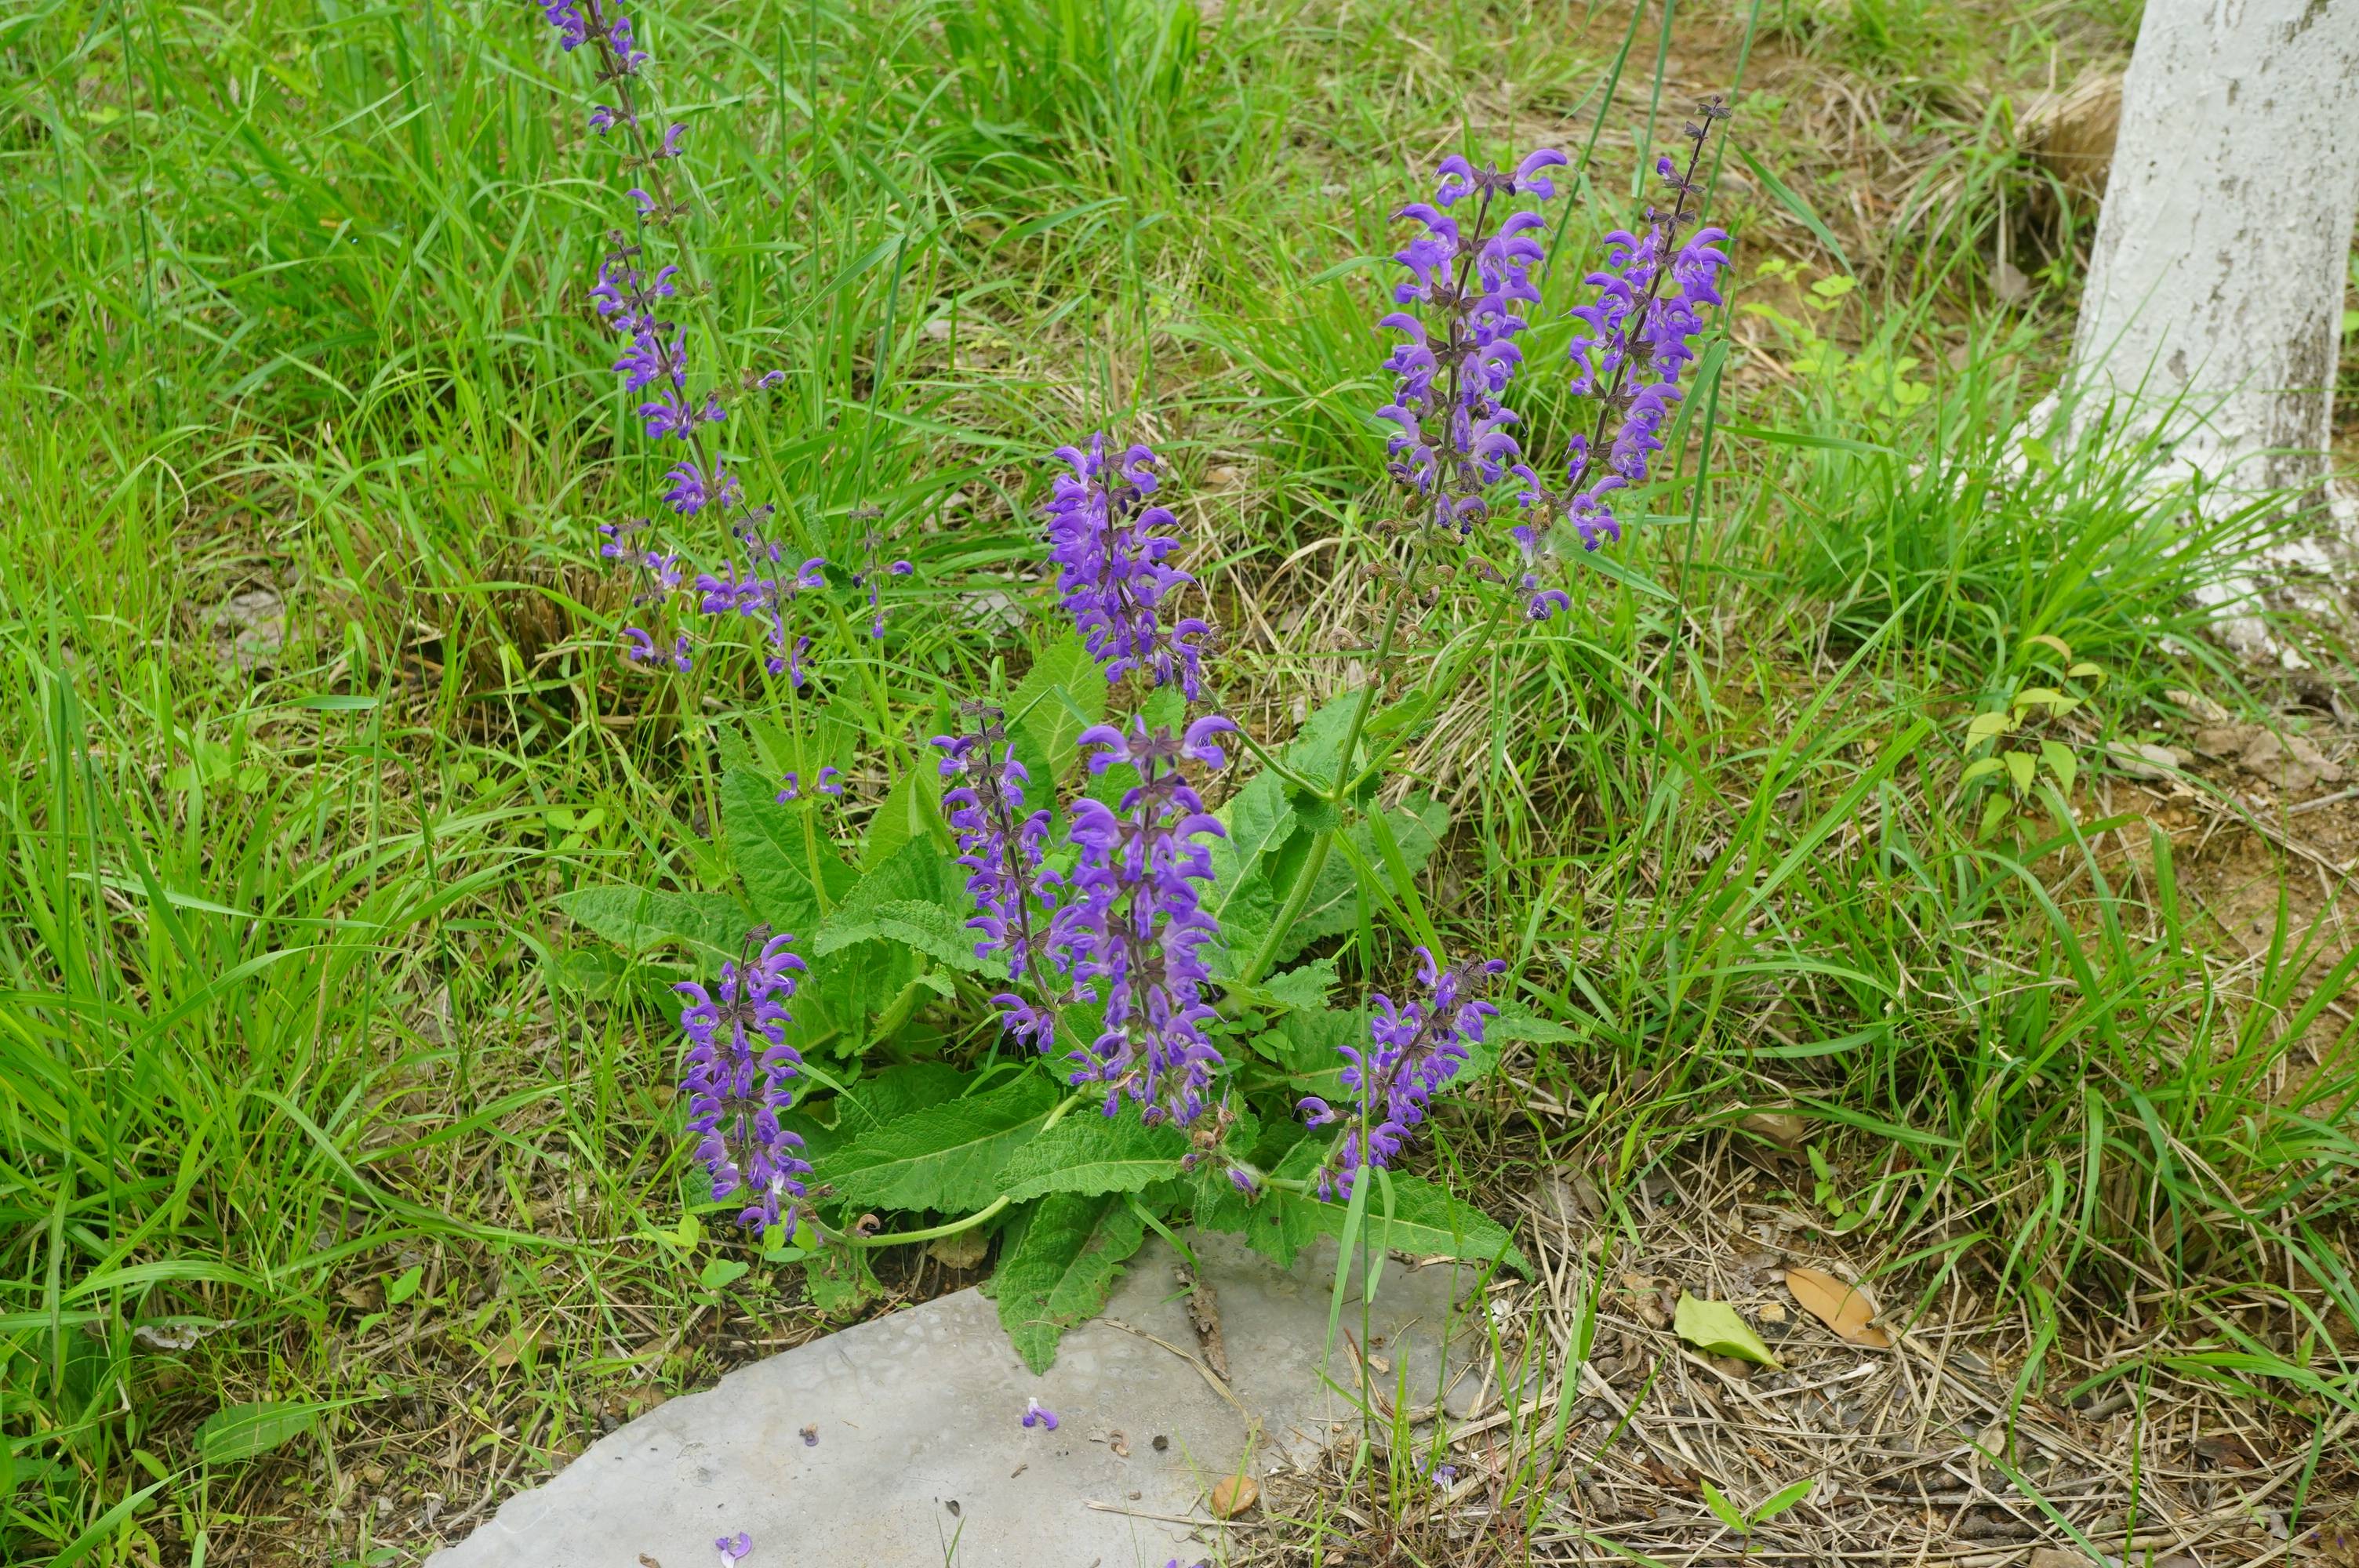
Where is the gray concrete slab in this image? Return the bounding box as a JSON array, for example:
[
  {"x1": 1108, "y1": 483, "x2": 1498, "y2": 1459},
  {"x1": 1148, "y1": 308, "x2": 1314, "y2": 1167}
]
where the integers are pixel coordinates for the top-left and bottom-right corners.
[{"x1": 428, "y1": 1232, "x2": 1484, "y2": 1568}]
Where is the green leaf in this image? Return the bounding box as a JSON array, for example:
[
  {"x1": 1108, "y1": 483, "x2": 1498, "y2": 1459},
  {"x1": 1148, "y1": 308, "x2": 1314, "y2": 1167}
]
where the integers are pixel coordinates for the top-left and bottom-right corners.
[
  {"x1": 817, "y1": 1071, "x2": 1060, "y2": 1213},
  {"x1": 1754, "y1": 1478, "x2": 1816, "y2": 1523},
  {"x1": 1733, "y1": 140, "x2": 1855, "y2": 277},
  {"x1": 1242, "y1": 1140, "x2": 1329, "y2": 1269},
  {"x1": 1205, "y1": 769, "x2": 1299, "y2": 954},
  {"x1": 1274, "y1": 795, "x2": 1449, "y2": 964},
  {"x1": 1284, "y1": 688, "x2": 1371, "y2": 792},
  {"x1": 1700, "y1": 1479, "x2": 1749, "y2": 1534},
  {"x1": 828, "y1": 835, "x2": 957, "y2": 925},
  {"x1": 197, "y1": 1401, "x2": 322, "y2": 1465},
  {"x1": 860, "y1": 766, "x2": 940, "y2": 870},
  {"x1": 1959, "y1": 757, "x2": 2007, "y2": 786},
  {"x1": 1964, "y1": 710, "x2": 2014, "y2": 746},
  {"x1": 2004, "y1": 750, "x2": 2037, "y2": 793},
  {"x1": 816, "y1": 897, "x2": 1001, "y2": 976},
  {"x1": 721, "y1": 768, "x2": 854, "y2": 929},
  {"x1": 383, "y1": 1265, "x2": 423, "y2": 1306},
  {"x1": 993, "y1": 1191, "x2": 1148, "y2": 1373},
  {"x1": 1007, "y1": 634, "x2": 1110, "y2": 782},
  {"x1": 995, "y1": 1110, "x2": 1190, "y2": 1202},
  {"x1": 700, "y1": 1257, "x2": 750, "y2": 1290},
  {"x1": 554, "y1": 885, "x2": 750, "y2": 959},
  {"x1": 834, "y1": 1062, "x2": 972, "y2": 1138},
  {"x1": 1259, "y1": 958, "x2": 1337, "y2": 1013},
  {"x1": 2039, "y1": 739, "x2": 2079, "y2": 794},
  {"x1": 1489, "y1": 1002, "x2": 1573, "y2": 1046},
  {"x1": 1673, "y1": 1294, "x2": 1781, "y2": 1368},
  {"x1": 1313, "y1": 1173, "x2": 1526, "y2": 1272}
]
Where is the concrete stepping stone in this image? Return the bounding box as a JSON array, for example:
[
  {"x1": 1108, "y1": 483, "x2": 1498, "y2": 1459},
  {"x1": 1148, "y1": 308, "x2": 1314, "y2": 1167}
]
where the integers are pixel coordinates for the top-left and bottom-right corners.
[{"x1": 430, "y1": 1232, "x2": 1481, "y2": 1567}]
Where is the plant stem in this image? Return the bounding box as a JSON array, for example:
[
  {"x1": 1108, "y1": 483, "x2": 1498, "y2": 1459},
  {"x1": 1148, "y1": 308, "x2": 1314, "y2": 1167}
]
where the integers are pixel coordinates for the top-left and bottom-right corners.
[{"x1": 1231, "y1": 553, "x2": 1423, "y2": 990}]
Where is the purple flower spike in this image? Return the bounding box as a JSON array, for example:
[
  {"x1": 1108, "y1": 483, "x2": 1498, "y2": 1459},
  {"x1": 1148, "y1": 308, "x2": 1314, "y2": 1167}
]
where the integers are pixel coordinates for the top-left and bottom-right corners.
[
  {"x1": 714, "y1": 1534, "x2": 752, "y2": 1568},
  {"x1": 1314, "y1": 951, "x2": 1507, "y2": 1200},
  {"x1": 1047, "y1": 717, "x2": 1230, "y2": 1126},
  {"x1": 1023, "y1": 1396, "x2": 1059, "y2": 1431},
  {"x1": 1043, "y1": 435, "x2": 1211, "y2": 699},
  {"x1": 936, "y1": 715, "x2": 1059, "y2": 983},
  {"x1": 1535, "y1": 108, "x2": 1736, "y2": 556},
  {"x1": 676, "y1": 929, "x2": 812, "y2": 1233},
  {"x1": 1379, "y1": 151, "x2": 1562, "y2": 534}
]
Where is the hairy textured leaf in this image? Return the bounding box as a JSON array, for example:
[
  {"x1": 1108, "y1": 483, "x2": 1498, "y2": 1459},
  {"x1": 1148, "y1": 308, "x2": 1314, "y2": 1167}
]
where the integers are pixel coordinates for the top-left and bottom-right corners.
[
  {"x1": 996, "y1": 1111, "x2": 1190, "y2": 1202},
  {"x1": 993, "y1": 1191, "x2": 1147, "y2": 1372},
  {"x1": 835, "y1": 1062, "x2": 972, "y2": 1138},
  {"x1": 1271, "y1": 794, "x2": 1449, "y2": 964},
  {"x1": 834, "y1": 833, "x2": 954, "y2": 920},
  {"x1": 555, "y1": 885, "x2": 750, "y2": 958},
  {"x1": 1008, "y1": 633, "x2": 1109, "y2": 782},
  {"x1": 1259, "y1": 958, "x2": 1338, "y2": 1012},
  {"x1": 860, "y1": 766, "x2": 940, "y2": 869},
  {"x1": 1205, "y1": 771, "x2": 1298, "y2": 975},
  {"x1": 1241, "y1": 1139, "x2": 1329, "y2": 1269},
  {"x1": 816, "y1": 897, "x2": 1001, "y2": 975},
  {"x1": 720, "y1": 767, "x2": 855, "y2": 930},
  {"x1": 816, "y1": 1071, "x2": 1059, "y2": 1213},
  {"x1": 1317, "y1": 1172, "x2": 1527, "y2": 1273}
]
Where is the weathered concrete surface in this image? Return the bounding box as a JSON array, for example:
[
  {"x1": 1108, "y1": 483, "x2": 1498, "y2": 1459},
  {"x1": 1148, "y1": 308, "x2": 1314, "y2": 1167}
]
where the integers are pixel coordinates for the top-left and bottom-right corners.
[{"x1": 430, "y1": 1233, "x2": 1482, "y2": 1567}]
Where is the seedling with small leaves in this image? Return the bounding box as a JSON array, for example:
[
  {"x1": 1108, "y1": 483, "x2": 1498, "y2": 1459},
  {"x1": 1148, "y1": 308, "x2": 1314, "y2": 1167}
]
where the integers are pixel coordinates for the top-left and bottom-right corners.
[
  {"x1": 1958, "y1": 637, "x2": 2106, "y2": 838},
  {"x1": 1702, "y1": 1476, "x2": 1816, "y2": 1547}
]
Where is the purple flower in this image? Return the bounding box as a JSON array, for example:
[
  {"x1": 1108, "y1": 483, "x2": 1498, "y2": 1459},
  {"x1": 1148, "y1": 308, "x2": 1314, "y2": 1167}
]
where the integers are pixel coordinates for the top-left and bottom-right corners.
[
  {"x1": 935, "y1": 717, "x2": 1058, "y2": 985},
  {"x1": 1022, "y1": 1396, "x2": 1059, "y2": 1431},
  {"x1": 657, "y1": 122, "x2": 686, "y2": 158},
  {"x1": 540, "y1": 0, "x2": 590, "y2": 49},
  {"x1": 676, "y1": 930, "x2": 812, "y2": 1232},
  {"x1": 1378, "y1": 151, "x2": 1564, "y2": 534},
  {"x1": 714, "y1": 1534, "x2": 752, "y2": 1568},
  {"x1": 1043, "y1": 435, "x2": 1211, "y2": 699},
  {"x1": 815, "y1": 767, "x2": 843, "y2": 796},
  {"x1": 1045, "y1": 717, "x2": 1236, "y2": 1125},
  {"x1": 663, "y1": 458, "x2": 740, "y2": 517},
  {"x1": 1314, "y1": 949, "x2": 1507, "y2": 1200},
  {"x1": 1536, "y1": 119, "x2": 1736, "y2": 556},
  {"x1": 623, "y1": 626, "x2": 657, "y2": 662},
  {"x1": 605, "y1": 13, "x2": 648, "y2": 74},
  {"x1": 588, "y1": 104, "x2": 622, "y2": 135}
]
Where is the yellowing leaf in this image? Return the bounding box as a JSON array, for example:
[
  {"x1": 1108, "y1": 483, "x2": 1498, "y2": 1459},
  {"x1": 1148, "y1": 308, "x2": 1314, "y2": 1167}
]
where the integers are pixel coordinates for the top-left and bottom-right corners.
[
  {"x1": 1965, "y1": 711, "x2": 2015, "y2": 745},
  {"x1": 2024, "y1": 633, "x2": 2074, "y2": 661},
  {"x1": 1673, "y1": 1294, "x2": 1780, "y2": 1369},
  {"x1": 2039, "y1": 739, "x2": 2079, "y2": 794},
  {"x1": 1783, "y1": 1266, "x2": 1892, "y2": 1348}
]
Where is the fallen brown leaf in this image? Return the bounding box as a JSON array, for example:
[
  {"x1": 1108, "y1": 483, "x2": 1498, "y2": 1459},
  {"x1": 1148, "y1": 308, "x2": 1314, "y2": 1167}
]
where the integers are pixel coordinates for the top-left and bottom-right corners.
[
  {"x1": 1783, "y1": 1266, "x2": 1891, "y2": 1348},
  {"x1": 489, "y1": 1324, "x2": 547, "y2": 1368},
  {"x1": 1209, "y1": 1473, "x2": 1259, "y2": 1519},
  {"x1": 1738, "y1": 1110, "x2": 1808, "y2": 1149},
  {"x1": 2192, "y1": 1432, "x2": 2262, "y2": 1470},
  {"x1": 926, "y1": 1228, "x2": 988, "y2": 1271}
]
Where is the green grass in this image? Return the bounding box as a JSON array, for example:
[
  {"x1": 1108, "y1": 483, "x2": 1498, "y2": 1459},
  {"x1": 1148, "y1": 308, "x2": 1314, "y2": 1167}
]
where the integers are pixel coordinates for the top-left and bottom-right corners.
[{"x1": 4, "y1": 0, "x2": 2355, "y2": 1562}]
